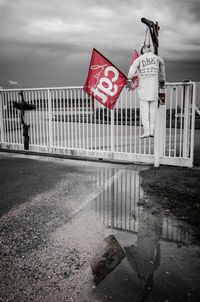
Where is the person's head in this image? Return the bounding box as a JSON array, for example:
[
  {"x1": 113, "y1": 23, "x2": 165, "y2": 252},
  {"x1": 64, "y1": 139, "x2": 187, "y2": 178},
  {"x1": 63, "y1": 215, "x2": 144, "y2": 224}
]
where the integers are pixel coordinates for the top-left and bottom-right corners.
[{"x1": 140, "y1": 44, "x2": 151, "y2": 55}]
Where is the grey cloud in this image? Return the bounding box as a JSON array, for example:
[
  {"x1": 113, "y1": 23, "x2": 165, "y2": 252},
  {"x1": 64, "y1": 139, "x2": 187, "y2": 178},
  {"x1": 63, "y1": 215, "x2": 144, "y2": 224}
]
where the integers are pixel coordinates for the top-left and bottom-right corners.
[
  {"x1": 182, "y1": 0, "x2": 200, "y2": 21},
  {"x1": 0, "y1": 39, "x2": 92, "y2": 88},
  {"x1": 1, "y1": 0, "x2": 200, "y2": 88}
]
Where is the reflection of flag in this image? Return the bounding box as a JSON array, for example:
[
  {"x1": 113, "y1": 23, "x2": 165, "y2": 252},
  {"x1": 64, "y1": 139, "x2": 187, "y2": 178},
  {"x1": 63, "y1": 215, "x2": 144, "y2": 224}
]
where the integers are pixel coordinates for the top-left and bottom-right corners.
[
  {"x1": 129, "y1": 50, "x2": 139, "y2": 91},
  {"x1": 83, "y1": 48, "x2": 127, "y2": 109}
]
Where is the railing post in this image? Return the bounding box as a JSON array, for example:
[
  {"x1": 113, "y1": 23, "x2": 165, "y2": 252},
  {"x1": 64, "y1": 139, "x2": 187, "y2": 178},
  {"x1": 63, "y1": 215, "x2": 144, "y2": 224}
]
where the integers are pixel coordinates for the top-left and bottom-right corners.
[
  {"x1": 111, "y1": 109, "x2": 115, "y2": 152},
  {"x1": 189, "y1": 82, "x2": 196, "y2": 166},
  {"x1": 154, "y1": 104, "x2": 165, "y2": 167},
  {"x1": 183, "y1": 84, "x2": 190, "y2": 158},
  {"x1": 0, "y1": 92, "x2": 5, "y2": 144},
  {"x1": 47, "y1": 89, "x2": 53, "y2": 147}
]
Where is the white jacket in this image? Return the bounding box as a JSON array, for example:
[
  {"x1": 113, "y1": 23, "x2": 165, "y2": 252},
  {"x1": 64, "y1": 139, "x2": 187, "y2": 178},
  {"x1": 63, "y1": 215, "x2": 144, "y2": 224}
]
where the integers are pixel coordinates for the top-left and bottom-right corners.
[{"x1": 128, "y1": 51, "x2": 166, "y2": 101}]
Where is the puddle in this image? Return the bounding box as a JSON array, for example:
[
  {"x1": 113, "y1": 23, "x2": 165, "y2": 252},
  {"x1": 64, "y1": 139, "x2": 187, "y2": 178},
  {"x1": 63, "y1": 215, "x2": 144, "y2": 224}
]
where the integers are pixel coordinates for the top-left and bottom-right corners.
[{"x1": 80, "y1": 167, "x2": 200, "y2": 302}]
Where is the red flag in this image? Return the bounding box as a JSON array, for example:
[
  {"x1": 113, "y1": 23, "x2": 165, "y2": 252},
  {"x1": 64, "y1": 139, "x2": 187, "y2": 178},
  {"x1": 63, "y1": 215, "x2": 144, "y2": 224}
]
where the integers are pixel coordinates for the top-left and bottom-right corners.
[
  {"x1": 83, "y1": 48, "x2": 127, "y2": 109},
  {"x1": 130, "y1": 50, "x2": 139, "y2": 91}
]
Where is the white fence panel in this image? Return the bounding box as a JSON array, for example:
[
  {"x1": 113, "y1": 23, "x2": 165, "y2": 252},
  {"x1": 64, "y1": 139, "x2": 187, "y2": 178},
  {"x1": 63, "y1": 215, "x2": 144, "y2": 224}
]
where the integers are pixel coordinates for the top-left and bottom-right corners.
[
  {"x1": 0, "y1": 82, "x2": 197, "y2": 167},
  {"x1": 157, "y1": 82, "x2": 196, "y2": 167}
]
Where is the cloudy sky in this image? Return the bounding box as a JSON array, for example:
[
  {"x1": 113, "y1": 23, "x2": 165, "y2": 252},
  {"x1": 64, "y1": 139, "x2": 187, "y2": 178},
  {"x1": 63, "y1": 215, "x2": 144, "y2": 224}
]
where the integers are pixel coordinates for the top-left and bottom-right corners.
[{"x1": 1, "y1": 0, "x2": 200, "y2": 88}]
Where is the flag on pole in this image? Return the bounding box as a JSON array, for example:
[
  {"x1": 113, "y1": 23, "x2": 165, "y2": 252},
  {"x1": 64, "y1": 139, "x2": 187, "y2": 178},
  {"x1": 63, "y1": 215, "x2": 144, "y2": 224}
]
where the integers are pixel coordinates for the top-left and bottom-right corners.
[
  {"x1": 83, "y1": 48, "x2": 127, "y2": 109},
  {"x1": 129, "y1": 50, "x2": 139, "y2": 91}
]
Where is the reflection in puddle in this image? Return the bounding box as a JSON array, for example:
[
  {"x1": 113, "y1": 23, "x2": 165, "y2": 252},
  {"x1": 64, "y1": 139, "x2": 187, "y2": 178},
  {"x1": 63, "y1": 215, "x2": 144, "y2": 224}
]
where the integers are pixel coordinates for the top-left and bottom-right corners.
[
  {"x1": 124, "y1": 208, "x2": 162, "y2": 302},
  {"x1": 91, "y1": 168, "x2": 191, "y2": 243},
  {"x1": 87, "y1": 167, "x2": 200, "y2": 302},
  {"x1": 92, "y1": 168, "x2": 143, "y2": 233}
]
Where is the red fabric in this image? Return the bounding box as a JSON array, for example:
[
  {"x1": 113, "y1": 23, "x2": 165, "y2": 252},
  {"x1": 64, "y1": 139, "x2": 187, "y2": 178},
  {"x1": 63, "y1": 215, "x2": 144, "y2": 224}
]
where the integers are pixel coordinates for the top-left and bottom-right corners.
[
  {"x1": 83, "y1": 48, "x2": 127, "y2": 109},
  {"x1": 130, "y1": 50, "x2": 139, "y2": 91}
]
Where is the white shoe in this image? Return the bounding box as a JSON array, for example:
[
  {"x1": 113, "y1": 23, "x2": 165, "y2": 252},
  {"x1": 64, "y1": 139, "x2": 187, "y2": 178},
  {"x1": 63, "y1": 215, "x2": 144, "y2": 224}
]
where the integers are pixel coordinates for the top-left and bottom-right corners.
[{"x1": 140, "y1": 133, "x2": 150, "y2": 139}]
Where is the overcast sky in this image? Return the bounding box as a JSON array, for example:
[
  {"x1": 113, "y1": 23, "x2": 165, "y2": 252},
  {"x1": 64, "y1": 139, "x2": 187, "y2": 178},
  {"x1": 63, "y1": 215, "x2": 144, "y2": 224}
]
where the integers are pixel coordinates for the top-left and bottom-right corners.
[{"x1": 1, "y1": 0, "x2": 200, "y2": 88}]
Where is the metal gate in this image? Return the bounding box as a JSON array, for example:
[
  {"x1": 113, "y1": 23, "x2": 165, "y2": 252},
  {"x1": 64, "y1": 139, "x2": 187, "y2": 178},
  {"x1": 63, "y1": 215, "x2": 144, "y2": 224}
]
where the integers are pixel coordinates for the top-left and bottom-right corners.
[{"x1": 0, "y1": 82, "x2": 197, "y2": 167}]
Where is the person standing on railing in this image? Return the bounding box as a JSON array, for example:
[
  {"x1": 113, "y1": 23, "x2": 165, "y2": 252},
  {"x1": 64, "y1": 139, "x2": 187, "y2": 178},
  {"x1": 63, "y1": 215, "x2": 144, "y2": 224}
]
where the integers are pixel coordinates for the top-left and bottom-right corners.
[{"x1": 126, "y1": 44, "x2": 166, "y2": 138}]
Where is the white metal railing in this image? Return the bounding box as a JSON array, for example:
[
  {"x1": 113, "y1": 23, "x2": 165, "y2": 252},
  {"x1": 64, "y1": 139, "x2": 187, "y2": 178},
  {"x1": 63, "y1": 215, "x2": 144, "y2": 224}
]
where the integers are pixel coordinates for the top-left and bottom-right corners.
[
  {"x1": 0, "y1": 81, "x2": 197, "y2": 167},
  {"x1": 154, "y1": 82, "x2": 197, "y2": 166}
]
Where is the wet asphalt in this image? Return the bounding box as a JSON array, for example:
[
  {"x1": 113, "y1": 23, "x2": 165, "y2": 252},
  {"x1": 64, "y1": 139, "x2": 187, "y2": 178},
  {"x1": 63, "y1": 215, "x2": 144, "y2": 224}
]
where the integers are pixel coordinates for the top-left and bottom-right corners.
[{"x1": 0, "y1": 153, "x2": 200, "y2": 302}]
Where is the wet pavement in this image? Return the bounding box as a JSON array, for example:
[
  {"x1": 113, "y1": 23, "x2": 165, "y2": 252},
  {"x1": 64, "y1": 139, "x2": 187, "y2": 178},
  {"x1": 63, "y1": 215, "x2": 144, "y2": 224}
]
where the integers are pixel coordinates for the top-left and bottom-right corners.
[{"x1": 0, "y1": 153, "x2": 200, "y2": 302}]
